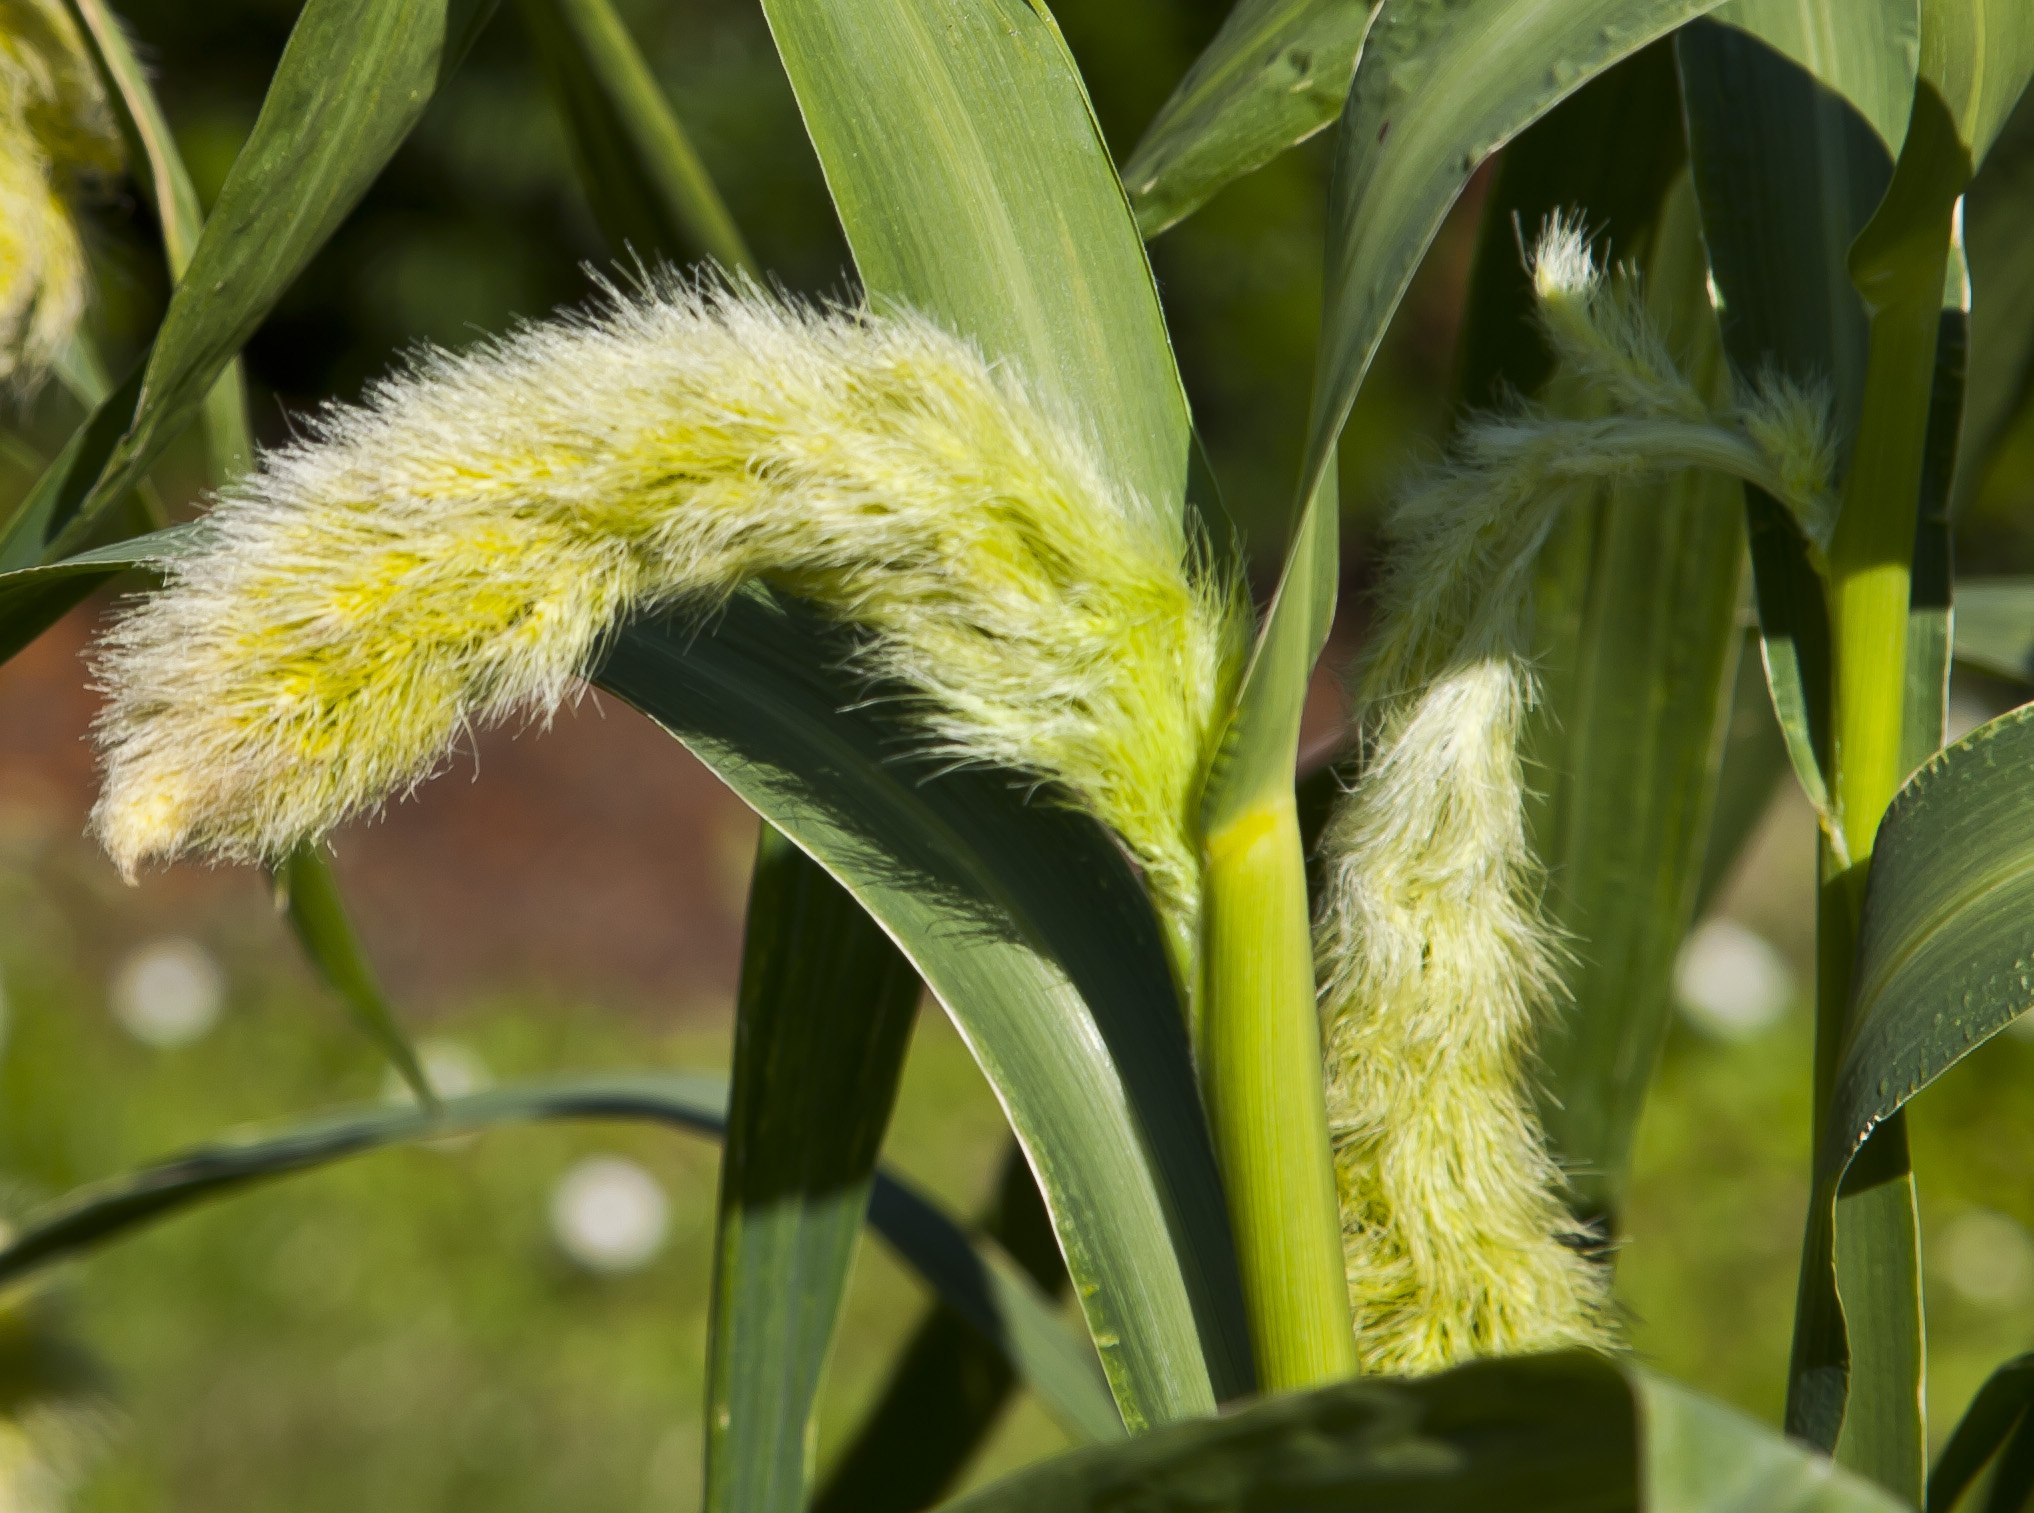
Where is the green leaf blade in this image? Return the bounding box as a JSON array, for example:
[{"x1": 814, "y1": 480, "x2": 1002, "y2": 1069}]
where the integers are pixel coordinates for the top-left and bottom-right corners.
[
  {"x1": 759, "y1": 0, "x2": 1190, "y2": 521},
  {"x1": 704, "y1": 830, "x2": 925, "y2": 1513},
  {"x1": 596, "y1": 598, "x2": 1250, "y2": 1427},
  {"x1": 1122, "y1": 0, "x2": 1379, "y2": 239}
]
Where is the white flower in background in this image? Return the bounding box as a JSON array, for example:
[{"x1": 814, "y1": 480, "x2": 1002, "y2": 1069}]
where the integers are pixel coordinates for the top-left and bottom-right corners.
[
  {"x1": 1938, "y1": 1208, "x2": 2034, "y2": 1308},
  {"x1": 108, "y1": 937, "x2": 224, "y2": 1048},
  {"x1": 1673, "y1": 919, "x2": 1794, "y2": 1041},
  {"x1": 550, "y1": 1155, "x2": 670, "y2": 1275}
]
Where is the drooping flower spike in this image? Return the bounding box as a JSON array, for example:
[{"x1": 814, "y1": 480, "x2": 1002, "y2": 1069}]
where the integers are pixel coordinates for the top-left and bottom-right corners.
[
  {"x1": 91, "y1": 281, "x2": 1247, "y2": 955},
  {"x1": 1315, "y1": 220, "x2": 1834, "y2": 1375},
  {"x1": 0, "y1": 0, "x2": 120, "y2": 384}
]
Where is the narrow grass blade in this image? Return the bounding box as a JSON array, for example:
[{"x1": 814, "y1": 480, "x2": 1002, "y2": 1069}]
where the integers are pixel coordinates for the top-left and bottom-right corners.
[
  {"x1": 814, "y1": 1144, "x2": 1079, "y2": 1513},
  {"x1": 704, "y1": 828, "x2": 925, "y2": 1513},
  {"x1": 863, "y1": 1174, "x2": 1121, "y2": 1448},
  {"x1": 759, "y1": 0, "x2": 1190, "y2": 525},
  {"x1": 0, "y1": 1074, "x2": 1113, "y2": 1441},
  {"x1": 61, "y1": 0, "x2": 252, "y2": 480},
  {"x1": 35, "y1": 0, "x2": 500, "y2": 559},
  {"x1": 516, "y1": 0, "x2": 754, "y2": 274},
  {"x1": 0, "y1": 522, "x2": 197, "y2": 663},
  {"x1": 1930, "y1": 1354, "x2": 2034, "y2": 1513},
  {"x1": 596, "y1": 596, "x2": 1250, "y2": 1427},
  {"x1": 1121, "y1": 0, "x2": 1379, "y2": 239},
  {"x1": 936, "y1": 1356, "x2": 1903, "y2": 1512},
  {"x1": 274, "y1": 844, "x2": 435, "y2": 1109}
]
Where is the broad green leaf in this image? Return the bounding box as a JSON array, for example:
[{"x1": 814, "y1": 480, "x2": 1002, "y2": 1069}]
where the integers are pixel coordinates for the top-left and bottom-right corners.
[
  {"x1": 1827, "y1": 706, "x2": 2034, "y2": 1198},
  {"x1": 1802, "y1": 705, "x2": 2034, "y2": 1481},
  {"x1": 815, "y1": 1145, "x2": 1073, "y2": 1513},
  {"x1": 28, "y1": 0, "x2": 500, "y2": 561},
  {"x1": 759, "y1": 0, "x2": 1190, "y2": 523},
  {"x1": 1954, "y1": 85, "x2": 2034, "y2": 512},
  {"x1": 596, "y1": 598, "x2": 1251, "y2": 1427},
  {"x1": 1636, "y1": 1375, "x2": 1909, "y2": 1512},
  {"x1": 704, "y1": 829, "x2": 929, "y2": 1513},
  {"x1": 937, "y1": 1355, "x2": 1903, "y2": 1512},
  {"x1": 1979, "y1": 1423, "x2": 2034, "y2": 1513},
  {"x1": 517, "y1": 0, "x2": 755, "y2": 274},
  {"x1": 1915, "y1": 0, "x2": 2034, "y2": 180},
  {"x1": 1952, "y1": 577, "x2": 2034, "y2": 682},
  {"x1": 1709, "y1": 0, "x2": 1920, "y2": 155},
  {"x1": 1121, "y1": 0, "x2": 1379, "y2": 239},
  {"x1": 275, "y1": 845, "x2": 435, "y2": 1109},
  {"x1": 0, "y1": 1074, "x2": 1117, "y2": 1444},
  {"x1": 1527, "y1": 178, "x2": 1750, "y2": 1229},
  {"x1": 1929, "y1": 1353, "x2": 2034, "y2": 1513}
]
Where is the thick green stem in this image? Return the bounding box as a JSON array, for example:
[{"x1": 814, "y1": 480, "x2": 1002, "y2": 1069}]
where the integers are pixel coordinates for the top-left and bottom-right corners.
[
  {"x1": 1199, "y1": 797, "x2": 1355, "y2": 1393},
  {"x1": 1826, "y1": 288, "x2": 1946, "y2": 880}
]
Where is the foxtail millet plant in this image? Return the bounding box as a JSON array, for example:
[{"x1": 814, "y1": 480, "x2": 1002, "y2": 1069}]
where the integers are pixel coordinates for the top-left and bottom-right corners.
[
  {"x1": 0, "y1": 0, "x2": 118, "y2": 385},
  {"x1": 1313, "y1": 222, "x2": 1836, "y2": 1374},
  {"x1": 88, "y1": 227, "x2": 1839, "y2": 1381}
]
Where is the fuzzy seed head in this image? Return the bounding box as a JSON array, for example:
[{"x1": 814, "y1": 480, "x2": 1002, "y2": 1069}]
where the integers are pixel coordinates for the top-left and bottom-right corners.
[
  {"x1": 91, "y1": 282, "x2": 1244, "y2": 940},
  {"x1": 0, "y1": 0, "x2": 118, "y2": 385}
]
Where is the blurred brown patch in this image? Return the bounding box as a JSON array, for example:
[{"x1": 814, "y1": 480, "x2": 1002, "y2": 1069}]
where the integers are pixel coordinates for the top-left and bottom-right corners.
[{"x1": 0, "y1": 600, "x2": 756, "y2": 1014}]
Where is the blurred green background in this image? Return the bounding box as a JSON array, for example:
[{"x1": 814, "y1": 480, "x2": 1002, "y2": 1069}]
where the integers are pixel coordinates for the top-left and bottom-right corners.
[{"x1": 1, "y1": 2, "x2": 2033, "y2": 1510}]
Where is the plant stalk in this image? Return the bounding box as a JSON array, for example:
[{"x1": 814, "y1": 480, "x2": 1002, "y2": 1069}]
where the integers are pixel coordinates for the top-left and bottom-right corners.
[
  {"x1": 1784, "y1": 172, "x2": 1953, "y2": 1490},
  {"x1": 1199, "y1": 796, "x2": 1355, "y2": 1393}
]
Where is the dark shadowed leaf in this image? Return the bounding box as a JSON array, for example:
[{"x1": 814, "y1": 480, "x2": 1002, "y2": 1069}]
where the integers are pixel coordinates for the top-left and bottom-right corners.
[
  {"x1": 936, "y1": 1355, "x2": 1902, "y2": 1512},
  {"x1": 517, "y1": 0, "x2": 755, "y2": 274},
  {"x1": 597, "y1": 597, "x2": 1249, "y2": 1428}
]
